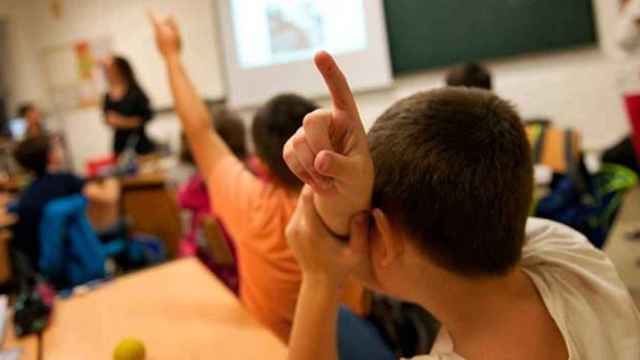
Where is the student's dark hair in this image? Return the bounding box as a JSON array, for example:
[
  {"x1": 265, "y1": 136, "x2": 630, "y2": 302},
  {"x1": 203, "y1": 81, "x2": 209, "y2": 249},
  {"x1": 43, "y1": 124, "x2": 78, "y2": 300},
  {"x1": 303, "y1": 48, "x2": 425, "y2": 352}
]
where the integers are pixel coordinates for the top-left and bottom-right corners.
[
  {"x1": 446, "y1": 62, "x2": 492, "y2": 90},
  {"x1": 369, "y1": 88, "x2": 533, "y2": 276},
  {"x1": 180, "y1": 107, "x2": 248, "y2": 163},
  {"x1": 213, "y1": 108, "x2": 247, "y2": 160},
  {"x1": 17, "y1": 103, "x2": 35, "y2": 118},
  {"x1": 252, "y1": 94, "x2": 318, "y2": 189},
  {"x1": 14, "y1": 135, "x2": 51, "y2": 177},
  {"x1": 112, "y1": 56, "x2": 141, "y2": 91}
]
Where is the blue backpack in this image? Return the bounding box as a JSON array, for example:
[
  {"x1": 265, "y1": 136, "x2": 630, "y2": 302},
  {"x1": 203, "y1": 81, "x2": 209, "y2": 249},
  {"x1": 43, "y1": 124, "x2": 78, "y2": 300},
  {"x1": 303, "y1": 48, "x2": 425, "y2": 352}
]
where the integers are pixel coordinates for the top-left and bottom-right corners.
[
  {"x1": 38, "y1": 195, "x2": 106, "y2": 288},
  {"x1": 535, "y1": 164, "x2": 637, "y2": 249}
]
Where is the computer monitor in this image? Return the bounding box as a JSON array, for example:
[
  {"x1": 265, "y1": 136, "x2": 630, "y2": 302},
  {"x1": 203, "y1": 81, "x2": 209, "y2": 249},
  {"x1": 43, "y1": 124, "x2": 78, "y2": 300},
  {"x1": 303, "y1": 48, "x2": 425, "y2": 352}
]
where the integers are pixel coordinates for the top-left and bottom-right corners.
[{"x1": 8, "y1": 118, "x2": 26, "y2": 140}]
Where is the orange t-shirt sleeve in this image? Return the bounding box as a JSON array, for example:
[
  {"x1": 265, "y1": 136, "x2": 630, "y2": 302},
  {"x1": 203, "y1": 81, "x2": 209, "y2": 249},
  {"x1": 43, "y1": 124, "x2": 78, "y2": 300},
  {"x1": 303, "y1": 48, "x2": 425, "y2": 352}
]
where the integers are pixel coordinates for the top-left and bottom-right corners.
[{"x1": 206, "y1": 155, "x2": 262, "y2": 237}]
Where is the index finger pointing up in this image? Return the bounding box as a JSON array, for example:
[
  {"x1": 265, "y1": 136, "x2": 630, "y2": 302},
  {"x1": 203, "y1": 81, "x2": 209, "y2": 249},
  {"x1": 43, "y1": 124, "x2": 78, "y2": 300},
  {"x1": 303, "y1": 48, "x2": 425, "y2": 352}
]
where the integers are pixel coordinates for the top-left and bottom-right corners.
[
  {"x1": 147, "y1": 9, "x2": 160, "y2": 27},
  {"x1": 314, "y1": 51, "x2": 358, "y2": 115}
]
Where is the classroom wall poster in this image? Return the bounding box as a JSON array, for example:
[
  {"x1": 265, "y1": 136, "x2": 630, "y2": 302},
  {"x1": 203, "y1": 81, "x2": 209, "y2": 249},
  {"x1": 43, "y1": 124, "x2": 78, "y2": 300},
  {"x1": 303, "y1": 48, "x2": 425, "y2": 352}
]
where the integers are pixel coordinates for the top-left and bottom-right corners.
[{"x1": 41, "y1": 37, "x2": 112, "y2": 111}]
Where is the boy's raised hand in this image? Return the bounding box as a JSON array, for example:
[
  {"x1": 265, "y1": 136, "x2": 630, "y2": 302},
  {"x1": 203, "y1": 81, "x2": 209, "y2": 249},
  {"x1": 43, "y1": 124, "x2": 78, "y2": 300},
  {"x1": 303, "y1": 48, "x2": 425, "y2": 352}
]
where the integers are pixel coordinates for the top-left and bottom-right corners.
[
  {"x1": 283, "y1": 51, "x2": 374, "y2": 236},
  {"x1": 148, "y1": 11, "x2": 181, "y2": 59}
]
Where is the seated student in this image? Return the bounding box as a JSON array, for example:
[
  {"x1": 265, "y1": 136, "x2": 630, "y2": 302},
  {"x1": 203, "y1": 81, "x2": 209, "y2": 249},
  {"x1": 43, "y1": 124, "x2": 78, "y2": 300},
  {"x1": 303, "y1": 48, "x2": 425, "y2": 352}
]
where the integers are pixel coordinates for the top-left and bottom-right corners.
[
  {"x1": 445, "y1": 62, "x2": 492, "y2": 90},
  {"x1": 16, "y1": 103, "x2": 46, "y2": 139},
  {"x1": 284, "y1": 52, "x2": 640, "y2": 359},
  {"x1": 177, "y1": 107, "x2": 247, "y2": 257},
  {"x1": 149, "y1": 14, "x2": 365, "y2": 342},
  {"x1": 446, "y1": 63, "x2": 582, "y2": 177},
  {"x1": 11, "y1": 135, "x2": 118, "y2": 268}
]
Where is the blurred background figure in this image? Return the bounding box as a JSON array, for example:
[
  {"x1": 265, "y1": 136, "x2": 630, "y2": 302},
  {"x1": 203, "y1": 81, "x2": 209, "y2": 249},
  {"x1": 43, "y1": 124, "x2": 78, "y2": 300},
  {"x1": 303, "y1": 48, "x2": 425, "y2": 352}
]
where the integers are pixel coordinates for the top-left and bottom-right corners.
[
  {"x1": 16, "y1": 103, "x2": 46, "y2": 139},
  {"x1": 604, "y1": 0, "x2": 640, "y2": 175},
  {"x1": 102, "y1": 56, "x2": 156, "y2": 156},
  {"x1": 445, "y1": 62, "x2": 492, "y2": 90}
]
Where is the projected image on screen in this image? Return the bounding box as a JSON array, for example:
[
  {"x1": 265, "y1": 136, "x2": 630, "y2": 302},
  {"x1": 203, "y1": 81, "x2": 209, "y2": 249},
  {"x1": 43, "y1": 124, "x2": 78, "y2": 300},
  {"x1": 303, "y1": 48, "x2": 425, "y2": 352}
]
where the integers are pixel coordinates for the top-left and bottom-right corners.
[
  {"x1": 231, "y1": 0, "x2": 367, "y2": 69},
  {"x1": 266, "y1": 2, "x2": 324, "y2": 55}
]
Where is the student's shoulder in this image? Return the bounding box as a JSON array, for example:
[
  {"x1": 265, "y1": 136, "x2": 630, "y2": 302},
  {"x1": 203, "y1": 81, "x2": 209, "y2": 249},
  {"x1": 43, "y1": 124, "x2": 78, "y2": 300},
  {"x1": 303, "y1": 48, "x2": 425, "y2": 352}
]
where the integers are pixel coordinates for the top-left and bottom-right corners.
[
  {"x1": 523, "y1": 218, "x2": 596, "y2": 258},
  {"x1": 523, "y1": 218, "x2": 640, "y2": 359},
  {"x1": 521, "y1": 218, "x2": 629, "y2": 303},
  {"x1": 522, "y1": 218, "x2": 616, "y2": 275},
  {"x1": 523, "y1": 217, "x2": 632, "y2": 307}
]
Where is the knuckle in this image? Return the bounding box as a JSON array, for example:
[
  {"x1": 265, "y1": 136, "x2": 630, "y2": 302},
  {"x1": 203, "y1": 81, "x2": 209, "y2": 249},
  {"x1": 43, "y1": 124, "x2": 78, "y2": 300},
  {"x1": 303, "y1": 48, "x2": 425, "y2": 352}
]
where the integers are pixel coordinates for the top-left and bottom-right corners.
[
  {"x1": 282, "y1": 148, "x2": 294, "y2": 163},
  {"x1": 303, "y1": 109, "x2": 330, "y2": 128},
  {"x1": 292, "y1": 133, "x2": 307, "y2": 148},
  {"x1": 302, "y1": 113, "x2": 315, "y2": 128}
]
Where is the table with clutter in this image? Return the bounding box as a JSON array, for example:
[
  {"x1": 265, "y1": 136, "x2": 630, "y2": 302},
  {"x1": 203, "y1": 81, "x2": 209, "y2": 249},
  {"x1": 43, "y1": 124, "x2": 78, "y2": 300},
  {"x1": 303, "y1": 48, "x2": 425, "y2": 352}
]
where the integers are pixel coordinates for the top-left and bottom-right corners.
[{"x1": 3, "y1": 258, "x2": 287, "y2": 359}]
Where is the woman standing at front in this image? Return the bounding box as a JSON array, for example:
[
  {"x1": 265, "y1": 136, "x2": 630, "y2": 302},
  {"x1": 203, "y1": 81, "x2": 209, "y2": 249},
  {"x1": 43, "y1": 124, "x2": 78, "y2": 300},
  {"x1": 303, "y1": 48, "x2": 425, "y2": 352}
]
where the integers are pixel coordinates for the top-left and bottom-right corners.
[{"x1": 103, "y1": 56, "x2": 156, "y2": 155}]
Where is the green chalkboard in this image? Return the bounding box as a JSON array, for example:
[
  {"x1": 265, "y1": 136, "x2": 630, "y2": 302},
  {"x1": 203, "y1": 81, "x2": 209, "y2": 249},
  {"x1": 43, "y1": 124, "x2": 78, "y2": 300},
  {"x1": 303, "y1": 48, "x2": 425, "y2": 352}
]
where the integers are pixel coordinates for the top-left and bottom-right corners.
[{"x1": 383, "y1": 0, "x2": 597, "y2": 74}]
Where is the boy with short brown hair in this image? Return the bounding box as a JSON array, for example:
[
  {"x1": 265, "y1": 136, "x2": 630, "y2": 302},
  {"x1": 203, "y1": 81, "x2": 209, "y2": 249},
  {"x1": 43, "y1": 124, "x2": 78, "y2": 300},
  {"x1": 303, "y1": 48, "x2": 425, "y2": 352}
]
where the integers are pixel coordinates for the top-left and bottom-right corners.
[{"x1": 284, "y1": 52, "x2": 640, "y2": 359}]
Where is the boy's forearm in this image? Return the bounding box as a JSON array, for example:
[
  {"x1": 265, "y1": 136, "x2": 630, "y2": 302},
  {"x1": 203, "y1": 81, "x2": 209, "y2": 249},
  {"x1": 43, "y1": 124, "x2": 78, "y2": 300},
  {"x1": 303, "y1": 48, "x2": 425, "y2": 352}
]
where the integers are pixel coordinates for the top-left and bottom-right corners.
[
  {"x1": 163, "y1": 54, "x2": 230, "y2": 177},
  {"x1": 288, "y1": 277, "x2": 340, "y2": 360}
]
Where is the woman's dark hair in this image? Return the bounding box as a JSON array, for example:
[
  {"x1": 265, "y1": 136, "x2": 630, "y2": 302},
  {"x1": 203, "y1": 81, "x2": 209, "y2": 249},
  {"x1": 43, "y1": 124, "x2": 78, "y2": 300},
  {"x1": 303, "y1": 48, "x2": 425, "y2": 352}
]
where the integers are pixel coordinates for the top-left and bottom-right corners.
[{"x1": 112, "y1": 56, "x2": 141, "y2": 90}]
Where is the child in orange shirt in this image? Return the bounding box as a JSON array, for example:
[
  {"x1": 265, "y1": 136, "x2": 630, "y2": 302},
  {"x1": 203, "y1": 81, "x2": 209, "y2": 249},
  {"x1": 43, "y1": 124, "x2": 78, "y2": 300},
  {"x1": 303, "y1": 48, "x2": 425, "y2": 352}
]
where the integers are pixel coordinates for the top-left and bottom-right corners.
[{"x1": 149, "y1": 13, "x2": 364, "y2": 342}]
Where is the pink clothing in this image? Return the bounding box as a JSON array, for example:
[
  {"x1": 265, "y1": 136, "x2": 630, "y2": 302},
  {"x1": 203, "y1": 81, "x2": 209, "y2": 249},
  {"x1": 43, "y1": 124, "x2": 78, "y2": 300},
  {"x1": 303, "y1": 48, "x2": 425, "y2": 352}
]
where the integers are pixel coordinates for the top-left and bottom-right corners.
[
  {"x1": 177, "y1": 173, "x2": 238, "y2": 292},
  {"x1": 177, "y1": 173, "x2": 211, "y2": 255}
]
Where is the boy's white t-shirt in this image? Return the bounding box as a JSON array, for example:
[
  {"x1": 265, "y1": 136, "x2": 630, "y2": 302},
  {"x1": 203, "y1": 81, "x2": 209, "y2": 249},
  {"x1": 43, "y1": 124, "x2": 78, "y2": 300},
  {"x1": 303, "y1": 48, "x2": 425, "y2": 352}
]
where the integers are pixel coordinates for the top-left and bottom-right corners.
[{"x1": 412, "y1": 218, "x2": 640, "y2": 360}]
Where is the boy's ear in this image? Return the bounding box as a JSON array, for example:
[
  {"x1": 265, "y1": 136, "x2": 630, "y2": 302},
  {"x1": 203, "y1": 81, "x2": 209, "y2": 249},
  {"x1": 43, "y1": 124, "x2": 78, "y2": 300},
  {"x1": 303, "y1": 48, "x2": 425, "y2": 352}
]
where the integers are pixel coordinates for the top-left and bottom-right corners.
[{"x1": 371, "y1": 208, "x2": 404, "y2": 267}]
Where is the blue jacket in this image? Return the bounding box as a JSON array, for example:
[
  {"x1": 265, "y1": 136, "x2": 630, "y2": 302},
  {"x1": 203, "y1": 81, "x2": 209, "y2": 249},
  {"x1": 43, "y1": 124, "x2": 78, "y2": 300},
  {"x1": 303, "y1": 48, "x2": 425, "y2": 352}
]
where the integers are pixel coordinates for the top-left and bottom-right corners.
[{"x1": 38, "y1": 195, "x2": 106, "y2": 288}]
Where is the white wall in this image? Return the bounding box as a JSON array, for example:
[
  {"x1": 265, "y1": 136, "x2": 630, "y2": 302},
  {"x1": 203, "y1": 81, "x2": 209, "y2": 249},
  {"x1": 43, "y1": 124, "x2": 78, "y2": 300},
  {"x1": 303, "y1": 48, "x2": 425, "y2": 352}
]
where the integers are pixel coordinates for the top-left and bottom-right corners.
[
  {"x1": 2, "y1": 0, "x2": 634, "y2": 172},
  {"x1": 350, "y1": 47, "x2": 629, "y2": 151},
  {"x1": 1, "y1": 0, "x2": 49, "y2": 110}
]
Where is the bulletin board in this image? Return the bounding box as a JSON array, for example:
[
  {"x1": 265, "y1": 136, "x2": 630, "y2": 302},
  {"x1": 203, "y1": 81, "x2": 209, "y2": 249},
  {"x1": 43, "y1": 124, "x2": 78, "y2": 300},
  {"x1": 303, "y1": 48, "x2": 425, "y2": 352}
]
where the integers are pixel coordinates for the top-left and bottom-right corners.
[{"x1": 41, "y1": 37, "x2": 111, "y2": 111}]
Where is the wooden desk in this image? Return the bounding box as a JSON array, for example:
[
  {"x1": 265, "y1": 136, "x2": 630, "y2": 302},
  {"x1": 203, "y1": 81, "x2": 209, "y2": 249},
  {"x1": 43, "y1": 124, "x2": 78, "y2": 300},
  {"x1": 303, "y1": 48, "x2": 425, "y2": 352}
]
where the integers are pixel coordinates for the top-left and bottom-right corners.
[
  {"x1": 120, "y1": 172, "x2": 167, "y2": 190},
  {"x1": 121, "y1": 172, "x2": 182, "y2": 257},
  {"x1": 3, "y1": 316, "x2": 38, "y2": 360},
  {"x1": 42, "y1": 259, "x2": 287, "y2": 359}
]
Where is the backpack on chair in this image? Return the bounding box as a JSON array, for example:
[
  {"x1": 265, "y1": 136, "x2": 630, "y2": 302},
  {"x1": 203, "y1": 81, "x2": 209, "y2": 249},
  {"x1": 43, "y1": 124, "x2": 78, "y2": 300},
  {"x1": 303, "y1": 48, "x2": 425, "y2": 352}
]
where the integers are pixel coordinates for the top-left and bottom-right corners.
[{"x1": 532, "y1": 125, "x2": 638, "y2": 248}]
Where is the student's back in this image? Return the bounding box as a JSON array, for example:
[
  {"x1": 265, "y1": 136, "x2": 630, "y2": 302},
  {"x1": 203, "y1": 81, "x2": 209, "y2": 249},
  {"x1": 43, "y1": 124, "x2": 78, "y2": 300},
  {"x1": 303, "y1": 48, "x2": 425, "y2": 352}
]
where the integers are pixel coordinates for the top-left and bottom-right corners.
[
  {"x1": 207, "y1": 95, "x2": 364, "y2": 341},
  {"x1": 177, "y1": 107, "x2": 247, "y2": 258},
  {"x1": 11, "y1": 136, "x2": 85, "y2": 266},
  {"x1": 13, "y1": 173, "x2": 85, "y2": 265},
  {"x1": 208, "y1": 156, "x2": 300, "y2": 340}
]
